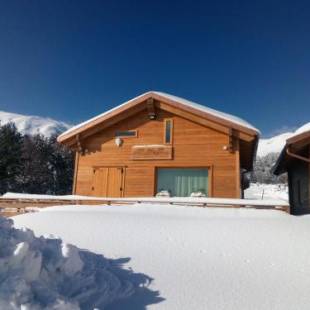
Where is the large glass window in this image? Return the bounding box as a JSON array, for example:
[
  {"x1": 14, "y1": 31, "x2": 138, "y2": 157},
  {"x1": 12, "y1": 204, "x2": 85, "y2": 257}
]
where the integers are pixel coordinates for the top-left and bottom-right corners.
[{"x1": 157, "y1": 168, "x2": 209, "y2": 197}]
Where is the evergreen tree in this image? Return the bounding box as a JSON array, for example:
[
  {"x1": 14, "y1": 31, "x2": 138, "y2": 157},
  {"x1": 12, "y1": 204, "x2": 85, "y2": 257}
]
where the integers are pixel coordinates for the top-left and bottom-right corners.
[
  {"x1": 251, "y1": 153, "x2": 287, "y2": 184},
  {"x1": 19, "y1": 134, "x2": 54, "y2": 194},
  {"x1": 0, "y1": 123, "x2": 23, "y2": 194},
  {"x1": 48, "y1": 135, "x2": 74, "y2": 195}
]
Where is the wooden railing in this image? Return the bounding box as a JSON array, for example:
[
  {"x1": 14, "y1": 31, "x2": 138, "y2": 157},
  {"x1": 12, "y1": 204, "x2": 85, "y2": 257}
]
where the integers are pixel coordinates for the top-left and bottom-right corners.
[{"x1": 0, "y1": 196, "x2": 290, "y2": 216}]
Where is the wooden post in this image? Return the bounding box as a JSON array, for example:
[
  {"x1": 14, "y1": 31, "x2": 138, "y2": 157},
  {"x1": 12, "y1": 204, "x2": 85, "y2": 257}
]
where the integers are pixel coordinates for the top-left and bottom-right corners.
[
  {"x1": 235, "y1": 138, "x2": 241, "y2": 198},
  {"x1": 72, "y1": 151, "x2": 79, "y2": 195}
]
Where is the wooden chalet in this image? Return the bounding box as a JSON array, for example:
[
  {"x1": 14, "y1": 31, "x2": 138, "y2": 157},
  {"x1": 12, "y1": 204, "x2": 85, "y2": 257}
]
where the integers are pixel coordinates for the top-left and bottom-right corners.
[
  {"x1": 57, "y1": 91, "x2": 259, "y2": 198},
  {"x1": 273, "y1": 129, "x2": 310, "y2": 214}
]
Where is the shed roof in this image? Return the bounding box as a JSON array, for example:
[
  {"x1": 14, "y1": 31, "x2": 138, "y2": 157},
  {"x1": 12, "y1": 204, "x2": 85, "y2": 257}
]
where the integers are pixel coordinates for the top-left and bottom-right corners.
[{"x1": 273, "y1": 129, "x2": 310, "y2": 175}]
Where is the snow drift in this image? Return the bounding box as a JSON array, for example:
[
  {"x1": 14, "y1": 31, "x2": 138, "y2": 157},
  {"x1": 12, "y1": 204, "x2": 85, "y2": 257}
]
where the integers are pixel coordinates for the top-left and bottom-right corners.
[{"x1": 0, "y1": 216, "x2": 141, "y2": 309}]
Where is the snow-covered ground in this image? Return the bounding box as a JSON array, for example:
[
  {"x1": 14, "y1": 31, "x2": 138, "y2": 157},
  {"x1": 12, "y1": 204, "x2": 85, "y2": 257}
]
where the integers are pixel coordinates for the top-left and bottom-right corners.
[
  {"x1": 0, "y1": 111, "x2": 71, "y2": 136},
  {"x1": 244, "y1": 183, "x2": 288, "y2": 201},
  {"x1": 12, "y1": 204, "x2": 310, "y2": 310}
]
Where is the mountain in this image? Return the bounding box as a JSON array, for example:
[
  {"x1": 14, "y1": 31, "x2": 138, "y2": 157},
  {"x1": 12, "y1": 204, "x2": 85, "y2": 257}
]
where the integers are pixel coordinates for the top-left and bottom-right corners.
[
  {"x1": 0, "y1": 111, "x2": 71, "y2": 137},
  {"x1": 257, "y1": 122, "x2": 310, "y2": 157}
]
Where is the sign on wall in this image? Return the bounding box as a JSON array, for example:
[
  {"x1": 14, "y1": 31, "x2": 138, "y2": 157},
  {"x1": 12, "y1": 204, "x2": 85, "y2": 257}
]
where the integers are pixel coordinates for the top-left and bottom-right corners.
[{"x1": 131, "y1": 145, "x2": 173, "y2": 160}]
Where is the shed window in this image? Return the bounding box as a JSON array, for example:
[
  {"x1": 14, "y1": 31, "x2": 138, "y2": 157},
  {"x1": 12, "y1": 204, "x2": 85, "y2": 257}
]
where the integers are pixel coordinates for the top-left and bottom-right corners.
[
  {"x1": 157, "y1": 168, "x2": 209, "y2": 197},
  {"x1": 164, "y1": 119, "x2": 173, "y2": 144},
  {"x1": 115, "y1": 130, "x2": 137, "y2": 138}
]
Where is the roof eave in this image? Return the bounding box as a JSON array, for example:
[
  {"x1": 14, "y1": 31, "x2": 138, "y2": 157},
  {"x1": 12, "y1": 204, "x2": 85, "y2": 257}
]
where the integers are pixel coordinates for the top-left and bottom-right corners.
[{"x1": 57, "y1": 91, "x2": 259, "y2": 144}]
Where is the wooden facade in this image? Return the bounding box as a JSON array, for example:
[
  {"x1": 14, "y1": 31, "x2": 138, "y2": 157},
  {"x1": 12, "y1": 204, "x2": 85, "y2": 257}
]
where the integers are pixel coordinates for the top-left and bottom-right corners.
[
  {"x1": 58, "y1": 92, "x2": 259, "y2": 199},
  {"x1": 273, "y1": 130, "x2": 310, "y2": 214}
]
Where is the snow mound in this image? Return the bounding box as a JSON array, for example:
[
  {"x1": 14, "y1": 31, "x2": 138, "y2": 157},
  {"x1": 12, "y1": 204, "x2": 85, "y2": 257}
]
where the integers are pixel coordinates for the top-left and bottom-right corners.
[
  {"x1": 0, "y1": 111, "x2": 71, "y2": 137},
  {"x1": 0, "y1": 217, "x2": 137, "y2": 309}
]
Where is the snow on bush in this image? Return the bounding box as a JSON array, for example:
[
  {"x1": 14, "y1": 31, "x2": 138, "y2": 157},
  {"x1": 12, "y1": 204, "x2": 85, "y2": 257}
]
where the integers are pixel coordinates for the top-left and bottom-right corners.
[
  {"x1": 155, "y1": 190, "x2": 171, "y2": 197},
  {"x1": 190, "y1": 191, "x2": 206, "y2": 197},
  {"x1": 0, "y1": 216, "x2": 136, "y2": 310}
]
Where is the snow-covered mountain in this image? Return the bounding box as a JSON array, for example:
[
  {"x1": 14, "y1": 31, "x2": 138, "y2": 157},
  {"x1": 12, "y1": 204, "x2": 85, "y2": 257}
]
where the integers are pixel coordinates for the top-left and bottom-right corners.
[
  {"x1": 258, "y1": 122, "x2": 310, "y2": 157},
  {"x1": 0, "y1": 111, "x2": 71, "y2": 137}
]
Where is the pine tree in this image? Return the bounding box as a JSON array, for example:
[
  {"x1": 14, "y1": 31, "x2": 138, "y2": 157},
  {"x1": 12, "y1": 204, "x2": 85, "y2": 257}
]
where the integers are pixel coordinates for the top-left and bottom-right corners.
[
  {"x1": 48, "y1": 135, "x2": 74, "y2": 195},
  {"x1": 19, "y1": 134, "x2": 54, "y2": 194},
  {"x1": 251, "y1": 153, "x2": 287, "y2": 184},
  {"x1": 0, "y1": 123, "x2": 23, "y2": 194}
]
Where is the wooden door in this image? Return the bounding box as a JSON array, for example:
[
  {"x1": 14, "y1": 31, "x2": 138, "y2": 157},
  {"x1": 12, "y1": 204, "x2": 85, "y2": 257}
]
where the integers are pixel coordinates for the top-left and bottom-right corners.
[
  {"x1": 92, "y1": 168, "x2": 109, "y2": 196},
  {"x1": 107, "y1": 167, "x2": 124, "y2": 197},
  {"x1": 92, "y1": 167, "x2": 124, "y2": 197}
]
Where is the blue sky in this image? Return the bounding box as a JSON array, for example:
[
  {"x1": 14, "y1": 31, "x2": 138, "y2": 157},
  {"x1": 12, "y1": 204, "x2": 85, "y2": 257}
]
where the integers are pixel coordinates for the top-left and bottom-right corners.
[{"x1": 0, "y1": 0, "x2": 309, "y2": 137}]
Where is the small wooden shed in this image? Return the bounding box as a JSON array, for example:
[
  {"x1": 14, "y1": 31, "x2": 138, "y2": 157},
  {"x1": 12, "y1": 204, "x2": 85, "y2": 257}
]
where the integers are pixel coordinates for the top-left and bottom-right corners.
[
  {"x1": 273, "y1": 130, "x2": 310, "y2": 214},
  {"x1": 58, "y1": 91, "x2": 259, "y2": 198}
]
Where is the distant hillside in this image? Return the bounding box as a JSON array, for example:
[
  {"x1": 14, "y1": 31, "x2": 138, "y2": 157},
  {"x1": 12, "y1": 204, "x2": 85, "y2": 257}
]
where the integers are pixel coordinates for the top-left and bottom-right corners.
[
  {"x1": 0, "y1": 111, "x2": 71, "y2": 137},
  {"x1": 253, "y1": 122, "x2": 310, "y2": 184},
  {"x1": 257, "y1": 122, "x2": 310, "y2": 157}
]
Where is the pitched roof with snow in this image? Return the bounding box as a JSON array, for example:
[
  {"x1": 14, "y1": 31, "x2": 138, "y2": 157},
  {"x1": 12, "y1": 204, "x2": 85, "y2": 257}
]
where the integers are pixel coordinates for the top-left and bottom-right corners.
[
  {"x1": 273, "y1": 126, "x2": 310, "y2": 175},
  {"x1": 58, "y1": 91, "x2": 259, "y2": 143}
]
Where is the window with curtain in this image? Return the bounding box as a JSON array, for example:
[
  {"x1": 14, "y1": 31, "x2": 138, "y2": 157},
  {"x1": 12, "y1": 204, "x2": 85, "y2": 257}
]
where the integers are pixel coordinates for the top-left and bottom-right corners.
[{"x1": 157, "y1": 168, "x2": 209, "y2": 197}]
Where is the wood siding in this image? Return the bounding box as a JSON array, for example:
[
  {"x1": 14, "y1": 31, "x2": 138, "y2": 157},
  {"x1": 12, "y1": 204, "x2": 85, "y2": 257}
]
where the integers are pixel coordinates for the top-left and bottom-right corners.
[
  {"x1": 75, "y1": 108, "x2": 241, "y2": 198},
  {"x1": 288, "y1": 145, "x2": 310, "y2": 214}
]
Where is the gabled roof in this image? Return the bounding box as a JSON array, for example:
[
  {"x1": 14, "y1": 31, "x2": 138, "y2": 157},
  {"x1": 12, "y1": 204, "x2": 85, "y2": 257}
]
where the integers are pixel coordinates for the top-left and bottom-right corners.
[
  {"x1": 273, "y1": 129, "x2": 310, "y2": 175},
  {"x1": 57, "y1": 91, "x2": 259, "y2": 144}
]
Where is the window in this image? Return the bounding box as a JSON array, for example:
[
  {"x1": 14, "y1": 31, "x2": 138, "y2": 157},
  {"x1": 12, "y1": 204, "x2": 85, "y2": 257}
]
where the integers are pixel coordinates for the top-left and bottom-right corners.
[
  {"x1": 157, "y1": 168, "x2": 209, "y2": 197},
  {"x1": 164, "y1": 119, "x2": 173, "y2": 144},
  {"x1": 115, "y1": 130, "x2": 137, "y2": 138}
]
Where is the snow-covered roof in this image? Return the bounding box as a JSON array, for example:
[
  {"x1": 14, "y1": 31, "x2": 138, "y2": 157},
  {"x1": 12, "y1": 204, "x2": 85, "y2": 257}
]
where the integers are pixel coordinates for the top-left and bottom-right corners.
[
  {"x1": 58, "y1": 91, "x2": 260, "y2": 142},
  {"x1": 286, "y1": 123, "x2": 310, "y2": 144},
  {"x1": 272, "y1": 124, "x2": 310, "y2": 175},
  {"x1": 153, "y1": 92, "x2": 260, "y2": 133}
]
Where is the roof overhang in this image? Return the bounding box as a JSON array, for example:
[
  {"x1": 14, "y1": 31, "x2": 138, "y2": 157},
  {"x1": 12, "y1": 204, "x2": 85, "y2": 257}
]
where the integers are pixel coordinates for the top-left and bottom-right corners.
[
  {"x1": 273, "y1": 130, "x2": 310, "y2": 175},
  {"x1": 57, "y1": 91, "x2": 259, "y2": 170}
]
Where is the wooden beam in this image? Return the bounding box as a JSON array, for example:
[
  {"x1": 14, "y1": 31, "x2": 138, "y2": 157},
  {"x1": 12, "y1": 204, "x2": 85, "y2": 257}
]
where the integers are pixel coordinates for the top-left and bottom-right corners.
[
  {"x1": 147, "y1": 98, "x2": 156, "y2": 119},
  {"x1": 286, "y1": 147, "x2": 310, "y2": 164},
  {"x1": 235, "y1": 139, "x2": 241, "y2": 198},
  {"x1": 76, "y1": 134, "x2": 84, "y2": 154},
  {"x1": 228, "y1": 129, "x2": 234, "y2": 152},
  {"x1": 72, "y1": 151, "x2": 79, "y2": 194}
]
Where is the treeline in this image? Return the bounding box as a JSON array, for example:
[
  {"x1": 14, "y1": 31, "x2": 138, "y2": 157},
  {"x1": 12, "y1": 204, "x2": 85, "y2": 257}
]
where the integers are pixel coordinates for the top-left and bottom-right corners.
[
  {"x1": 251, "y1": 153, "x2": 287, "y2": 184},
  {"x1": 0, "y1": 123, "x2": 73, "y2": 195}
]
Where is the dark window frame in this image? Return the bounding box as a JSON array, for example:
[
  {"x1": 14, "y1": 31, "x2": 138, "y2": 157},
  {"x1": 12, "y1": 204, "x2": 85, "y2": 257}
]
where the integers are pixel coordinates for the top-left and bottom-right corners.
[
  {"x1": 115, "y1": 130, "x2": 138, "y2": 138},
  {"x1": 164, "y1": 119, "x2": 173, "y2": 144}
]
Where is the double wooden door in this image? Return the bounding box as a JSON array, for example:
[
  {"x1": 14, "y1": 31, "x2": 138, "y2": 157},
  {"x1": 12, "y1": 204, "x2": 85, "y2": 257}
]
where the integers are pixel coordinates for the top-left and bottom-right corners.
[{"x1": 92, "y1": 167, "x2": 125, "y2": 197}]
